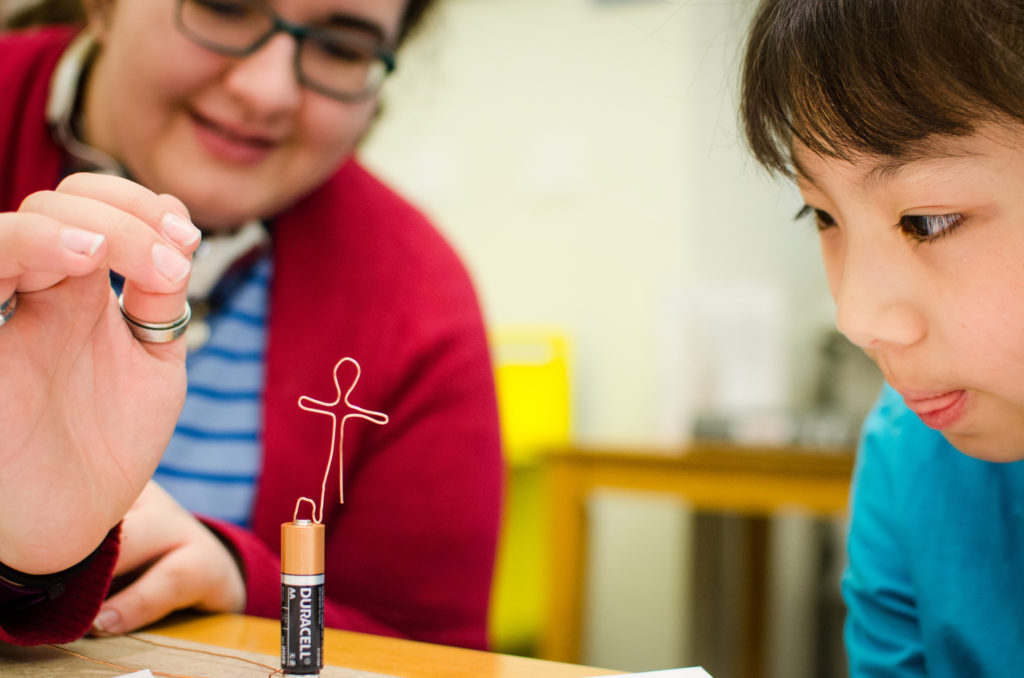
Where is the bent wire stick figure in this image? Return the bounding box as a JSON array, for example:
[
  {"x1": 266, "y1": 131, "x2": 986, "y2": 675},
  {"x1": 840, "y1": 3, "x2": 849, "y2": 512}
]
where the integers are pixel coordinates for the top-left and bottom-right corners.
[{"x1": 295, "y1": 357, "x2": 389, "y2": 523}]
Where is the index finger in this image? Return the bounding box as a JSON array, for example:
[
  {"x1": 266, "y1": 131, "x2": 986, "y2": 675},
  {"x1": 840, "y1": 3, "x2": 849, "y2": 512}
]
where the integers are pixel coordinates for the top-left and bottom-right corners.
[
  {"x1": 56, "y1": 173, "x2": 198, "y2": 250},
  {"x1": 55, "y1": 173, "x2": 201, "y2": 328}
]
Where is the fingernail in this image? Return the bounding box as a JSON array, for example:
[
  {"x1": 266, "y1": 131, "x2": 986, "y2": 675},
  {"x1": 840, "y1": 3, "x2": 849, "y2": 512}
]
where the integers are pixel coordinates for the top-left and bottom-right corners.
[
  {"x1": 161, "y1": 213, "x2": 201, "y2": 247},
  {"x1": 60, "y1": 227, "x2": 105, "y2": 256},
  {"x1": 152, "y1": 242, "x2": 191, "y2": 282},
  {"x1": 93, "y1": 608, "x2": 121, "y2": 635}
]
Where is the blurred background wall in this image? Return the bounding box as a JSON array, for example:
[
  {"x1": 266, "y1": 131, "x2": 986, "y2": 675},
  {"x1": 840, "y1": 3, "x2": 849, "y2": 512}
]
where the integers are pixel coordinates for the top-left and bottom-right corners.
[
  {"x1": 362, "y1": 0, "x2": 835, "y2": 447},
  {"x1": 360, "y1": 1, "x2": 882, "y2": 676},
  {"x1": 0, "y1": 0, "x2": 882, "y2": 675}
]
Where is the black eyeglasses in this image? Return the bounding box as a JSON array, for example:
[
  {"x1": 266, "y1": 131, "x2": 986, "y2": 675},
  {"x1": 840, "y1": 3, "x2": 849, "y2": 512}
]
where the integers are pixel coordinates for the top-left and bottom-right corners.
[{"x1": 175, "y1": 0, "x2": 397, "y2": 102}]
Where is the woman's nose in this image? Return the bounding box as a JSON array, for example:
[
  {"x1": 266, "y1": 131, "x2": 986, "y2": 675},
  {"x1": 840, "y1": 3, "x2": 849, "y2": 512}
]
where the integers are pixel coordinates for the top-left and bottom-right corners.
[{"x1": 222, "y1": 33, "x2": 303, "y2": 115}]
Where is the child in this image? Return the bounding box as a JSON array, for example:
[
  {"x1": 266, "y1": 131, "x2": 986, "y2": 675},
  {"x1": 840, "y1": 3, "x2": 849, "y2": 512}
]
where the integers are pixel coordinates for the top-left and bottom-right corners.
[{"x1": 741, "y1": 0, "x2": 1024, "y2": 676}]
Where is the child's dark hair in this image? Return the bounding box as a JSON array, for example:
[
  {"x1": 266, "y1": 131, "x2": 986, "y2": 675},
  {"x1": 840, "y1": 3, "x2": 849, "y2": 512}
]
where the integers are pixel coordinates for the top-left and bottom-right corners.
[
  {"x1": 6, "y1": 0, "x2": 438, "y2": 47},
  {"x1": 740, "y1": 0, "x2": 1024, "y2": 176}
]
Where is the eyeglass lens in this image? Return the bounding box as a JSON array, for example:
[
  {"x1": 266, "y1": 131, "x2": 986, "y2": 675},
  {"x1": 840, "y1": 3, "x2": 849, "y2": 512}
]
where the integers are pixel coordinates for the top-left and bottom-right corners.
[{"x1": 178, "y1": 0, "x2": 391, "y2": 100}]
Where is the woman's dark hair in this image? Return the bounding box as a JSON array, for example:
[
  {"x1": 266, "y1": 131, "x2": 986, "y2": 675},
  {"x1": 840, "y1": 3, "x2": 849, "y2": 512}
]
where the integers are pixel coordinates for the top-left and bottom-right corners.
[
  {"x1": 5, "y1": 0, "x2": 86, "y2": 27},
  {"x1": 740, "y1": 0, "x2": 1024, "y2": 176},
  {"x1": 397, "y1": 0, "x2": 434, "y2": 45},
  {"x1": 7, "y1": 0, "x2": 438, "y2": 47}
]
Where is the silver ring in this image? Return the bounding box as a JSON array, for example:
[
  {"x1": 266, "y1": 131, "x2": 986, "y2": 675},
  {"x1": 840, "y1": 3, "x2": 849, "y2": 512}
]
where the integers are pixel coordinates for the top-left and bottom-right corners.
[
  {"x1": 117, "y1": 293, "x2": 191, "y2": 344},
  {"x1": 0, "y1": 293, "x2": 16, "y2": 328}
]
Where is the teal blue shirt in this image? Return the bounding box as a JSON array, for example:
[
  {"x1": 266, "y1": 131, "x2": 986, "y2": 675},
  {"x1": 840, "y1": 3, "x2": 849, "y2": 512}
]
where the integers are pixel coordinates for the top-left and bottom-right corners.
[{"x1": 844, "y1": 385, "x2": 1024, "y2": 677}]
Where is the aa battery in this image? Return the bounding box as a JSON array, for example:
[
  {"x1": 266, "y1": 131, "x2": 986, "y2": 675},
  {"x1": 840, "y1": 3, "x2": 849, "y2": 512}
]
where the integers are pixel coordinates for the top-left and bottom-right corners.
[{"x1": 281, "y1": 520, "x2": 325, "y2": 676}]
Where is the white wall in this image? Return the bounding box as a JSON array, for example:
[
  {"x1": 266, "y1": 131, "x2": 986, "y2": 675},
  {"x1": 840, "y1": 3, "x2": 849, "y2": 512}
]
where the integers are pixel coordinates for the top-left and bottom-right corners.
[
  {"x1": 362, "y1": 0, "x2": 835, "y2": 448},
  {"x1": 361, "y1": 0, "x2": 839, "y2": 673}
]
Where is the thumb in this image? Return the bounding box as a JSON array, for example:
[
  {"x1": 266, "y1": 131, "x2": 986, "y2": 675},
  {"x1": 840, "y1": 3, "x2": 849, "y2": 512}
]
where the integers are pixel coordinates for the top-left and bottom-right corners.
[{"x1": 93, "y1": 549, "x2": 203, "y2": 635}]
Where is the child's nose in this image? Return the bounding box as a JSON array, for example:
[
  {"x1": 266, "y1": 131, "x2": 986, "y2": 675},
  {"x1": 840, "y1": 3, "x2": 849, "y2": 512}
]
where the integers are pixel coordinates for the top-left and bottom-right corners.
[{"x1": 832, "y1": 236, "x2": 927, "y2": 350}]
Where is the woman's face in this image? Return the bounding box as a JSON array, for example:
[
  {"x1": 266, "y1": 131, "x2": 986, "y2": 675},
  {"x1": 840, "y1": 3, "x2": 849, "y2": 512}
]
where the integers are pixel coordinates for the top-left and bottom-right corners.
[
  {"x1": 83, "y1": 0, "x2": 406, "y2": 229},
  {"x1": 795, "y1": 122, "x2": 1024, "y2": 461}
]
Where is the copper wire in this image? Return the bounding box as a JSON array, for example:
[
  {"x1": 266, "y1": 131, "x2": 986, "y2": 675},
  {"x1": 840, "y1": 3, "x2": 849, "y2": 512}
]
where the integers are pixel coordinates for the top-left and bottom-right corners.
[
  {"x1": 295, "y1": 356, "x2": 388, "y2": 522},
  {"x1": 48, "y1": 632, "x2": 284, "y2": 676}
]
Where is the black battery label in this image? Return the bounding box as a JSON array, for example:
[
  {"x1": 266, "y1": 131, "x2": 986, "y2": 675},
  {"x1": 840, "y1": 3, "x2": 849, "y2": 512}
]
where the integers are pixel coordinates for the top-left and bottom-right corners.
[{"x1": 281, "y1": 574, "x2": 324, "y2": 674}]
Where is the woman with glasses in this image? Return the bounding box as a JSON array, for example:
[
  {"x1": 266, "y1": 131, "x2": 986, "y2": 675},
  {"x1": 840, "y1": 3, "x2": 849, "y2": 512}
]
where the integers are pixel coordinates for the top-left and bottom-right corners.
[{"x1": 0, "y1": 0, "x2": 503, "y2": 651}]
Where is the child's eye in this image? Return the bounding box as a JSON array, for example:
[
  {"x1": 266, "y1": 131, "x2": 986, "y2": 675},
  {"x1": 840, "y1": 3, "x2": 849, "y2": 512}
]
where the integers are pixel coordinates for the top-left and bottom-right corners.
[
  {"x1": 898, "y1": 214, "x2": 964, "y2": 242},
  {"x1": 796, "y1": 204, "x2": 837, "y2": 230}
]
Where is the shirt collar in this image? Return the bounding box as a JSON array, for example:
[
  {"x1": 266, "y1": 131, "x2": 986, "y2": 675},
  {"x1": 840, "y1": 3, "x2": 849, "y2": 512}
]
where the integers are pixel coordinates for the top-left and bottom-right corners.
[{"x1": 47, "y1": 31, "x2": 124, "y2": 175}]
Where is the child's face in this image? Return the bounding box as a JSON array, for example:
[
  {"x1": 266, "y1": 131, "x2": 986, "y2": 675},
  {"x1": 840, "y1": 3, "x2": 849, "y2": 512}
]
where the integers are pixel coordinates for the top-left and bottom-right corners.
[
  {"x1": 795, "y1": 122, "x2": 1024, "y2": 461},
  {"x1": 83, "y1": 0, "x2": 405, "y2": 230}
]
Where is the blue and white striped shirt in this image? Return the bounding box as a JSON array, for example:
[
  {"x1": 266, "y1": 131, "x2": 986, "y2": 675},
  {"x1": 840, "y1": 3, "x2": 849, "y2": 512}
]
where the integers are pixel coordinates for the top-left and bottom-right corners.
[{"x1": 154, "y1": 256, "x2": 271, "y2": 527}]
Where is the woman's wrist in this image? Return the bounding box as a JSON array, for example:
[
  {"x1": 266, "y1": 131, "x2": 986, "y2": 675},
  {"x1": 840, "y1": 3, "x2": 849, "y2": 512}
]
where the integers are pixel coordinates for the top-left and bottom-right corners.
[{"x1": 0, "y1": 534, "x2": 108, "y2": 605}]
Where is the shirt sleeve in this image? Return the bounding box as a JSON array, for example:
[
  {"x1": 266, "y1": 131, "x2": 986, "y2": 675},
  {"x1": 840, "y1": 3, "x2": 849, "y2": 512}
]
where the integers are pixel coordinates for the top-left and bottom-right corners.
[
  {"x1": 224, "y1": 162, "x2": 504, "y2": 651},
  {"x1": 842, "y1": 387, "x2": 927, "y2": 677},
  {"x1": 0, "y1": 526, "x2": 119, "y2": 646},
  {"x1": 207, "y1": 323, "x2": 504, "y2": 651}
]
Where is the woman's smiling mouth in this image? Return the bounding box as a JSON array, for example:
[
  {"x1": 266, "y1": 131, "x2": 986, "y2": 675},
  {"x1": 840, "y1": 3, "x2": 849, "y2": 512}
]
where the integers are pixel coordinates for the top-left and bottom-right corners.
[{"x1": 190, "y1": 111, "x2": 277, "y2": 165}]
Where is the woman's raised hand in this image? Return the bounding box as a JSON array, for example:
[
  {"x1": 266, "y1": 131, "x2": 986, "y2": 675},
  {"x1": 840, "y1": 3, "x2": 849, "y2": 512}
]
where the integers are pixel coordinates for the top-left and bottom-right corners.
[{"x1": 0, "y1": 173, "x2": 200, "y2": 575}]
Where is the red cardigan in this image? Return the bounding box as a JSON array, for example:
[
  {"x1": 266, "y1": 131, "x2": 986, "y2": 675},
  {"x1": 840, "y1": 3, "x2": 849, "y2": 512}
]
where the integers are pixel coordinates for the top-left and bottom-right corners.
[{"x1": 0, "y1": 27, "x2": 504, "y2": 650}]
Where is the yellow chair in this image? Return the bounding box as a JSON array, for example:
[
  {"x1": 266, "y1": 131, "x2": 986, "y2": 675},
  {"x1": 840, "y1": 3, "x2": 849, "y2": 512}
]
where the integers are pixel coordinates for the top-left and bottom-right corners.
[{"x1": 489, "y1": 328, "x2": 572, "y2": 655}]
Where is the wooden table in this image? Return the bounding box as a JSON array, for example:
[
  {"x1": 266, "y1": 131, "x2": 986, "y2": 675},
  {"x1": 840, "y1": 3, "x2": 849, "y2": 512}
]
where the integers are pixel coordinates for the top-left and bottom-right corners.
[
  {"x1": 149, "y1": 612, "x2": 621, "y2": 678},
  {"x1": 540, "y1": 442, "x2": 856, "y2": 674}
]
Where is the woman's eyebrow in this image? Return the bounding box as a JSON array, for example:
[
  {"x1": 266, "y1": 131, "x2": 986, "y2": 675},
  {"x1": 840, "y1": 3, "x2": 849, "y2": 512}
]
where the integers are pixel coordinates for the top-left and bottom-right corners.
[{"x1": 319, "y1": 14, "x2": 386, "y2": 42}]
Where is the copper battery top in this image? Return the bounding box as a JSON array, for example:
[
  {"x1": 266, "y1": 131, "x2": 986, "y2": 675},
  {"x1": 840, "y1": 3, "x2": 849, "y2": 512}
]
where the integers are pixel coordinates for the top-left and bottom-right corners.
[{"x1": 281, "y1": 520, "x2": 325, "y2": 575}]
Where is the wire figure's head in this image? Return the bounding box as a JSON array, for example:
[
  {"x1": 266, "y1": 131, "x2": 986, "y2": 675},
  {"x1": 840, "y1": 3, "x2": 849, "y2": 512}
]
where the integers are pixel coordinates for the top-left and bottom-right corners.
[{"x1": 294, "y1": 357, "x2": 389, "y2": 523}]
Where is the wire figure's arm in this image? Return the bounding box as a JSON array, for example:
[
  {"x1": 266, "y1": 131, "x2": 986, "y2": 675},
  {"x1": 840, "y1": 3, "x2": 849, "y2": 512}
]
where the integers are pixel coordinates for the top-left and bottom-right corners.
[{"x1": 294, "y1": 357, "x2": 389, "y2": 523}]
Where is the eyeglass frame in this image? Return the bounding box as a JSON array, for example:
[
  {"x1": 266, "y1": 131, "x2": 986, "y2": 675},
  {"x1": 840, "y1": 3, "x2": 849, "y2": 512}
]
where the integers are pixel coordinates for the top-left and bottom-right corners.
[{"x1": 173, "y1": 0, "x2": 397, "y2": 102}]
